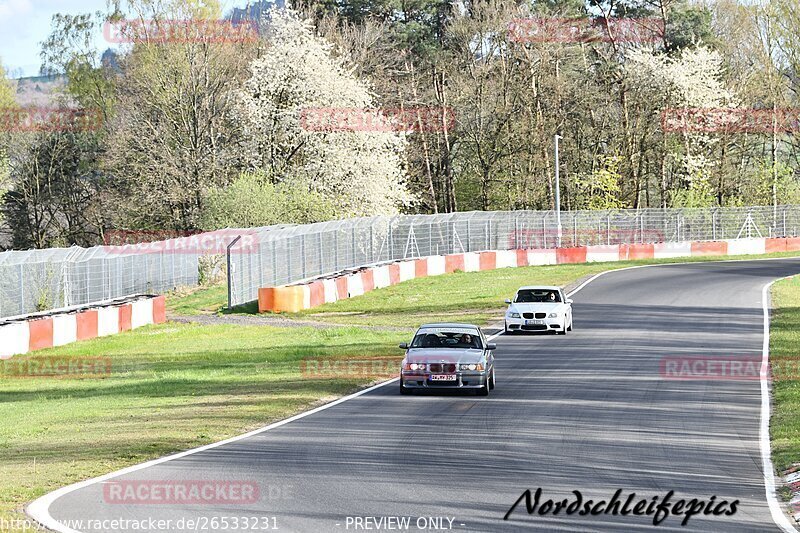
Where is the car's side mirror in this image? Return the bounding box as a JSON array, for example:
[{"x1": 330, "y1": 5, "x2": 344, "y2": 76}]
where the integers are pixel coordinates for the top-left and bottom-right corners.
[
  {"x1": 566, "y1": 299, "x2": 573, "y2": 304},
  {"x1": 486, "y1": 343, "x2": 497, "y2": 351},
  {"x1": 399, "y1": 343, "x2": 409, "y2": 349},
  {"x1": 504, "y1": 298, "x2": 512, "y2": 304}
]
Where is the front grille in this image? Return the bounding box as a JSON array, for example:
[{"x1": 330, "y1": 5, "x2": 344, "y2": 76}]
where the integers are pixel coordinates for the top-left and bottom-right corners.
[
  {"x1": 522, "y1": 312, "x2": 547, "y2": 319},
  {"x1": 521, "y1": 324, "x2": 547, "y2": 331},
  {"x1": 429, "y1": 363, "x2": 456, "y2": 373}
]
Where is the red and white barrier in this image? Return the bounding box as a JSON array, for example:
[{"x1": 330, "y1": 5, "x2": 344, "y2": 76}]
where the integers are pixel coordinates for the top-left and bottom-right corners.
[
  {"x1": 257, "y1": 236, "x2": 797, "y2": 313},
  {"x1": 586, "y1": 245, "x2": 620, "y2": 262},
  {"x1": 0, "y1": 295, "x2": 166, "y2": 359},
  {"x1": 654, "y1": 241, "x2": 693, "y2": 258},
  {"x1": 726, "y1": 238, "x2": 765, "y2": 256}
]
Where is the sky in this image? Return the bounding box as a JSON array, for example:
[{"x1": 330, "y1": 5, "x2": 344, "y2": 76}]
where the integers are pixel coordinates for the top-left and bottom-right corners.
[
  {"x1": 0, "y1": 0, "x2": 244, "y2": 78},
  {"x1": 0, "y1": 1, "x2": 112, "y2": 77}
]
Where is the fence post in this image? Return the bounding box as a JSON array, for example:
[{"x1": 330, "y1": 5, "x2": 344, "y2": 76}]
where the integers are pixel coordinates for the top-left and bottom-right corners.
[
  {"x1": 352, "y1": 226, "x2": 357, "y2": 266},
  {"x1": 227, "y1": 236, "x2": 241, "y2": 310},
  {"x1": 369, "y1": 224, "x2": 374, "y2": 263},
  {"x1": 712, "y1": 209, "x2": 717, "y2": 241},
  {"x1": 389, "y1": 224, "x2": 394, "y2": 260},
  {"x1": 784, "y1": 208, "x2": 788, "y2": 238},
  {"x1": 319, "y1": 232, "x2": 324, "y2": 275},
  {"x1": 607, "y1": 214, "x2": 611, "y2": 245},
  {"x1": 543, "y1": 216, "x2": 548, "y2": 248},
  {"x1": 301, "y1": 234, "x2": 308, "y2": 280},
  {"x1": 334, "y1": 231, "x2": 340, "y2": 271},
  {"x1": 19, "y1": 264, "x2": 24, "y2": 315},
  {"x1": 573, "y1": 216, "x2": 577, "y2": 246},
  {"x1": 287, "y1": 237, "x2": 293, "y2": 283}
]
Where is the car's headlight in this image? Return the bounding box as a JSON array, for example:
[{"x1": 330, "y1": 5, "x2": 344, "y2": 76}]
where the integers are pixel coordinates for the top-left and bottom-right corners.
[
  {"x1": 459, "y1": 363, "x2": 485, "y2": 371},
  {"x1": 403, "y1": 362, "x2": 426, "y2": 371},
  {"x1": 509, "y1": 312, "x2": 520, "y2": 318},
  {"x1": 548, "y1": 312, "x2": 558, "y2": 318}
]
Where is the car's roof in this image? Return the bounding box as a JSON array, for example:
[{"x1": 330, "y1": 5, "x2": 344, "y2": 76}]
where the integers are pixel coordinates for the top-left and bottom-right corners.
[
  {"x1": 417, "y1": 323, "x2": 481, "y2": 331},
  {"x1": 517, "y1": 285, "x2": 562, "y2": 291}
]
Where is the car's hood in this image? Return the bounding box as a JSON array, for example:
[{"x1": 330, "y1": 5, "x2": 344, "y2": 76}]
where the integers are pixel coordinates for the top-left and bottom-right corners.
[
  {"x1": 405, "y1": 348, "x2": 484, "y2": 364},
  {"x1": 510, "y1": 302, "x2": 567, "y2": 313}
]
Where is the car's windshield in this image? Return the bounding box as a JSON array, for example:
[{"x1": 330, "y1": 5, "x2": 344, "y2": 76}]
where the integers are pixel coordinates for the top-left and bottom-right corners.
[
  {"x1": 515, "y1": 289, "x2": 561, "y2": 303},
  {"x1": 410, "y1": 331, "x2": 483, "y2": 349}
]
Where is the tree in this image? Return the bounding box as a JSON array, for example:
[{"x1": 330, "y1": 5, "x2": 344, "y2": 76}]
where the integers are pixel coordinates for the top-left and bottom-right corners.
[
  {"x1": 626, "y1": 45, "x2": 738, "y2": 206},
  {"x1": 238, "y1": 8, "x2": 413, "y2": 216},
  {"x1": 40, "y1": 12, "x2": 117, "y2": 122},
  {"x1": 3, "y1": 130, "x2": 104, "y2": 248},
  {"x1": 0, "y1": 61, "x2": 16, "y2": 240},
  {"x1": 201, "y1": 171, "x2": 337, "y2": 229},
  {"x1": 574, "y1": 156, "x2": 625, "y2": 209},
  {"x1": 104, "y1": 0, "x2": 254, "y2": 230}
]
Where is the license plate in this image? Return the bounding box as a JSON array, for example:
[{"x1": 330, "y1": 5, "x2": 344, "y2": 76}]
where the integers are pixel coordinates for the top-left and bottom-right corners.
[
  {"x1": 430, "y1": 374, "x2": 457, "y2": 382},
  {"x1": 526, "y1": 319, "x2": 544, "y2": 325}
]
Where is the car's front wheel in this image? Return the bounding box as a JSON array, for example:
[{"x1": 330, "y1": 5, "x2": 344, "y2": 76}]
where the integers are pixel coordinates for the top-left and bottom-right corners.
[
  {"x1": 488, "y1": 369, "x2": 495, "y2": 390},
  {"x1": 477, "y1": 376, "x2": 490, "y2": 396}
]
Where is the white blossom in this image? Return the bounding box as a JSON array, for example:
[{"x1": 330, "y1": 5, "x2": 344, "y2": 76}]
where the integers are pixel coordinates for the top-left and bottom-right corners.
[{"x1": 237, "y1": 9, "x2": 413, "y2": 217}]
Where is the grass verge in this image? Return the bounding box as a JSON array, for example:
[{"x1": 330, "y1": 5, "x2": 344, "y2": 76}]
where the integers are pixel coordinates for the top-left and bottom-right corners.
[
  {"x1": 770, "y1": 274, "x2": 800, "y2": 473},
  {"x1": 0, "y1": 323, "x2": 405, "y2": 531},
  {"x1": 170, "y1": 250, "x2": 800, "y2": 328}
]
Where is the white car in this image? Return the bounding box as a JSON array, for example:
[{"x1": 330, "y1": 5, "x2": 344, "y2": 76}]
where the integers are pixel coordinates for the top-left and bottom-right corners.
[{"x1": 504, "y1": 286, "x2": 573, "y2": 335}]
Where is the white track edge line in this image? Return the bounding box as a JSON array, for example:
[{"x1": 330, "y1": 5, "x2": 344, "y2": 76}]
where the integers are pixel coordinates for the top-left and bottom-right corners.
[
  {"x1": 761, "y1": 278, "x2": 798, "y2": 532},
  {"x1": 27, "y1": 255, "x2": 800, "y2": 532},
  {"x1": 26, "y1": 377, "x2": 398, "y2": 533}
]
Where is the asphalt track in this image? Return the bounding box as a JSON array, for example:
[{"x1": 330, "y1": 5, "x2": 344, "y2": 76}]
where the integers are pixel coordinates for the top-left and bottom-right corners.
[{"x1": 32, "y1": 258, "x2": 800, "y2": 533}]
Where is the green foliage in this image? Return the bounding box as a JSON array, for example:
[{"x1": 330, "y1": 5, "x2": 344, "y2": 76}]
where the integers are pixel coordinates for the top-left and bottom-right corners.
[
  {"x1": 3, "y1": 131, "x2": 104, "y2": 248},
  {"x1": 0, "y1": 62, "x2": 14, "y2": 108},
  {"x1": 40, "y1": 12, "x2": 116, "y2": 117},
  {"x1": 665, "y1": 1, "x2": 716, "y2": 54},
  {"x1": 200, "y1": 172, "x2": 338, "y2": 230},
  {"x1": 573, "y1": 156, "x2": 625, "y2": 210},
  {"x1": 758, "y1": 161, "x2": 800, "y2": 205},
  {"x1": 669, "y1": 177, "x2": 715, "y2": 208}
]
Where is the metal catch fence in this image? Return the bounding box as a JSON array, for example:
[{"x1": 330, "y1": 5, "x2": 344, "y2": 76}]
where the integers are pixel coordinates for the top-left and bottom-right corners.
[{"x1": 2, "y1": 205, "x2": 798, "y2": 318}]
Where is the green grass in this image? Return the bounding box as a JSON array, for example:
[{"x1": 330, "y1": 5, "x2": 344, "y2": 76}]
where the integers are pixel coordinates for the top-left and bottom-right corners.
[
  {"x1": 0, "y1": 322, "x2": 405, "y2": 531},
  {"x1": 166, "y1": 284, "x2": 257, "y2": 315},
  {"x1": 294, "y1": 251, "x2": 800, "y2": 328},
  {"x1": 170, "y1": 251, "x2": 800, "y2": 329},
  {"x1": 769, "y1": 274, "x2": 800, "y2": 473}
]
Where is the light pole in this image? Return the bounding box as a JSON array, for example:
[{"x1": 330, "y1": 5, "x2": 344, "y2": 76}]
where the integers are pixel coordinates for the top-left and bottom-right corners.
[{"x1": 554, "y1": 134, "x2": 563, "y2": 248}]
